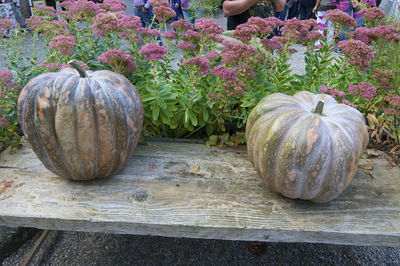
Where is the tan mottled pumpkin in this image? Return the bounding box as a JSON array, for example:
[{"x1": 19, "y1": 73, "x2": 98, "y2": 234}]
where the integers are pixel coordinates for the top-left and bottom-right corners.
[
  {"x1": 246, "y1": 91, "x2": 368, "y2": 202},
  {"x1": 18, "y1": 61, "x2": 144, "y2": 180}
]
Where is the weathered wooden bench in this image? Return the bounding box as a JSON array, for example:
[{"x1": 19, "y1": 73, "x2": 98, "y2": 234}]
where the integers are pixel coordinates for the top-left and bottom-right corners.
[{"x1": 0, "y1": 140, "x2": 399, "y2": 247}]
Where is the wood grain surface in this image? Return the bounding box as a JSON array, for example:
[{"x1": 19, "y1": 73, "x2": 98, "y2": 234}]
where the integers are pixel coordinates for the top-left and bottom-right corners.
[{"x1": 0, "y1": 140, "x2": 399, "y2": 246}]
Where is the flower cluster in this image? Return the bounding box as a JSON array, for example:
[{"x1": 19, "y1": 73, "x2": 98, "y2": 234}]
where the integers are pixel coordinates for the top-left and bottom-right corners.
[
  {"x1": 137, "y1": 27, "x2": 160, "y2": 37},
  {"x1": 280, "y1": 18, "x2": 323, "y2": 43},
  {"x1": 162, "y1": 31, "x2": 177, "y2": 39},
  {"x1": 261, "y1": 38, "x2": 284, "y2": 51},
  {"x1": 153, "y1": 6, "x2": 176, "y2": 22},
  {"x1": 323, "y1": 9, "x2": 358, "y2": 27},
  {"x1": 233, "y1": 23, "x2": 260, "y2": 42},
  {"x1": 384, "y1": 95, "x2": 400, "y2": 116},
  {"x1": 359, "y1": 7, "x2": 385, "y2": 21},
  {"x1": 101, "y1": 0, "x2": 127, "y2": 12},
  {"x1": 221, "y1": 40, "x2": 257, "y2": 66},
  {"x1": 233, "y1": 17, "x2": 278, "y2": 42},
  {"x1": 67, "y1": 0, "x2": 100, "y2": 19},
  {"x1": 367, "y1": 25, "x2": 399, "y2": 42},
  {"x1": 177, "y1": 41, "x2": 196, "y2": 51},
  {"x1": 183, "y1": 29, "x2": 201, "y2": 42},
  {"x1": 235, "y1": 63, "x2": 256, "y2": 79},
  {"x1": 212, "y1": 65, "x2": 236, "y2": 80},
  {"x1": 49, "y1": 35, "x2": 76, "y2": 56},
  {"x1": 139, "y1": 43, "x2": 167, "y2": 61},
  {"x1": 38, "y1": 61, "x2": 66, "y2": 71},
  {"x1": 372, "y1": 70, "x2": 394, "y2": 90},
  {"x1": 223, "y1": 79, "x2": 247, "y2": 96},
  {"x1": 182, "y1": 57, "x2": 210, "y2": 75},
  {"x1": 32, "y1": 4, "x2": 57, "y2": 18},
  {"x1": 205, "y1": 51, "x2": 219, "y2": 59},
  {"x1": 348, "y1": 27, "x2": 371, "y2": 42},
  {"x1": 319, "y1": 85, "x2": 346, "y2": 98},
  {"x1": 194, "y1": 18, "x2": 224, "y2": 35},
  {"x1": 337, "y1": 39, "x2": 374, "y2": 70},
  {"x1": 118, "y1": 14, "x2": 142, "y2": 31},
  {"x1": 148, "y1": 0, "x2": 169, "y2": 7},
  {"x1": 347, "y1": 82, "x2": 377, "y2": 99},
  {"x1": 0, "y1": 19, "x2": 12, "y2": 36},
  {"x1": 171, "y1": 19, "x2": 193, "y2": 31},
  {"x1": 92, "y1": 12, "x2": 123, "y2": 37},
  {"x1": 98, "y1": 49, "x2": 137, "y2": 73},
  {"x1": 0, "y1": 117, "x2": 8, "y2": 128}
]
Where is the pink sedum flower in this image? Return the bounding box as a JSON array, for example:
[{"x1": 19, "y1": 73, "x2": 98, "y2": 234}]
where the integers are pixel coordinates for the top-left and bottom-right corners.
[
  {"x1": 221, "y1": 40, "x2": 257, "y2": 66},
  {"x1": 323, "y1": 9, "x2": 358, "y2": 27},
  {"x1": 101, "y1": 0, "x2": 127, "y2": 11},
  {"x1": 32, "y1": 4, "x2": 57, "y2": 18},
  {"x1": 194, "y1": 18, "x2": 224, "y2": 35},
  {"x1": 148, "y1": 0, "x2": 169, "y2": 7},
  {"x1": 162, "y1": 31, "x2": 178, "y2": 39},
  {"x1": 171, "y1": 19, "x2": 193, "y2": 31},
  {"x1": 212, "y1": 65, "x2": 236, "y2": 80},
  {"x1": 346, "y1": 82, "x2": 377, "y2": 99},
  {"x1": 98, "y1": 49, "x2": 137, "y2": 74},
  {"x1": 183, "y1": 29, "x2": 201, "y2": 41},
  {"x1": 0, "y1": 19, "x2": 13, "y2": 35},
  {"x1": 67, "y1": 0, "x2": 100, "y2": 19},
  {"x1": 153, "y1": 6, "x2": 176, "y2": 22},
  {"x1": 359, "y1": 7, "x2": 385, "y2": 21},
  {"x1": 92, "y1": 12, "x2": 123, "y2": 37},
  {"x1": 139, "y1": 43, "x2": 167, "y2": 61},
  {"x1": 118, "y1": 14, "x2": 142, "y2": 30},
  {"x1": 261, "y1": 38, "x2": 284, "y2": 51},
  {"x1": 182, "y1": 57, "x2": 210, "y2": 74},
  {"x1": 337, "y1": 39, "x2": 374, "y2": 70},
  {"x1": 49, "y1": 35, "x2": 76, "y2": 56},
  {"x1": 137, "y1": 27, "x2": 160, "y2": 37},
  {"x1": 205, "y1": 51, "x2": 219, "y2": 59},
  {"x1": 176, "y1": 41, "x2": 196, "y2": 51}
]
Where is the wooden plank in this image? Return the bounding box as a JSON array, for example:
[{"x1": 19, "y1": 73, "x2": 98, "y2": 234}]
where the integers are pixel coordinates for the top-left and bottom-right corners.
[{"x1": 0, "y1": 140, "x2": 399, "y2": 246}]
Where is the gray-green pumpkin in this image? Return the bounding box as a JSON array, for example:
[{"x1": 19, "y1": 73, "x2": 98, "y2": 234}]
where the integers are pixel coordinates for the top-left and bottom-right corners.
[
  {"x1": 246, "y1": 91, "x2": 368, "y2": 202},
  {"x1": 18, "y1": 61, "x2": 144, "y2": 180}
]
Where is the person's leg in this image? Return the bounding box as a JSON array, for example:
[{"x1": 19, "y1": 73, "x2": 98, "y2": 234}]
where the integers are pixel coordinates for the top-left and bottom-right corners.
[
  {"x1": 340, "y1": 5, "x2": 353, "y2": 40},
  {"x1": 305, "y1": 6, "x2": 314, "y2": 19},
  {"x1": 141, "y1": 6, "x2": 154, "y2": 28},
  {"x1": 134, "y1": 7, "x2": 146, "y2": 27},
  {"x1": 298, "y1": 5, "x2": 306, "y2": 19},
  {"x1": 288, "y1": 0, "x2": 299, "y2": 19},
  {"x1": 279, "y1": 4, "x2": 288, "y2": 20},
  {"x1": 172, "y1": 3, "x2": 182, "y2": 22}
]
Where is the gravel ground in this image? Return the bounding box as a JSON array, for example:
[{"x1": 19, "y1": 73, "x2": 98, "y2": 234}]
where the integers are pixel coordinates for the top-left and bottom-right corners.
[
  {"x1": 1, "y1": 4, "x2": 399, "y2": 266},
  {"x1": 2, "y1": 230, "x2": 400, "y2": 265}
]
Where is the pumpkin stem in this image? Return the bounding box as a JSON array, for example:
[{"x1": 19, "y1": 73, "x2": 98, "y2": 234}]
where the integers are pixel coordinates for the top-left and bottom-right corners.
[
  {"x1": 314, "y1": 100, "x2": 325, "y2": 115},
  {"x1": 68, "y1": 60, "x2": 88, "y2": 78}
]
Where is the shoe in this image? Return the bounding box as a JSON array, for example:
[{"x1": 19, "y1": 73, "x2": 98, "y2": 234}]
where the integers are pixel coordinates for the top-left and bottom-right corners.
[{"x1": 335, "y1": 48, "x2": 344, "y2": 56}]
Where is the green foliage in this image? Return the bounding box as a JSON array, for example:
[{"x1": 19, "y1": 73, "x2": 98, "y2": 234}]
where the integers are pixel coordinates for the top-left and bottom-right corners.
[
  {"x1": 0, "y1": 72, "x2": 22, "y2": 150},
  {"x1": 189, "y1": 0, "x2": 221, "y2": 17}
]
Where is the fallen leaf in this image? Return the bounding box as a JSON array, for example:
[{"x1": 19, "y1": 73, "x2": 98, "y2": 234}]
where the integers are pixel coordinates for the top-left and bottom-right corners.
[
  {"x1": 192, "y1": 162, "x2": 203, "y2": 176},
  {"x1": 359, "y1": 159, "x2": 374, "y2": 170},
  {"x1": 247, "y1": 242, "x2": 267, "y2": 256}
]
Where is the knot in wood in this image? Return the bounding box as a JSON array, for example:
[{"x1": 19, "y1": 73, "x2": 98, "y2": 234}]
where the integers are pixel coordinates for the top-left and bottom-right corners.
[{"x1": 132, "y1": 191, "x2": 148, "y2": 202}]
